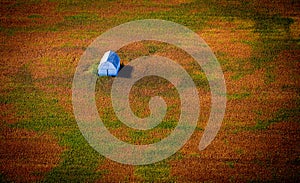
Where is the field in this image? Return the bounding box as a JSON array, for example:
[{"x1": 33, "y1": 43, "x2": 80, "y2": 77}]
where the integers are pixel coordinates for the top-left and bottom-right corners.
[{"x1": 0, "y1": 0, "x2": 300, "y2": 182}]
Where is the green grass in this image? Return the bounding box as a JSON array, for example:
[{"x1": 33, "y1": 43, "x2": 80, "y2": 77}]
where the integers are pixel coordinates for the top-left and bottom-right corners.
[
  {"x1": 265, "y1": 67, "x2": 276, "y2": 84},
  {"x1": 49, "y1": 0, "x2": 116, "y2": 12},
  {"x1": 249, "y1": 106, "x2": 300, "y2": 130},
  {"x1": 227, "y1": 92, "x2": 251, "y2": 100},
  {"x1": 248, "y1": 13, "x2": 297, "y2": 83},
  {"x1": 156, "y1": 119, "x2": 178, "y2": 129},
  {"x1": 145, "y1": 42, "x2": 162, "y2": 54},
  {"x1": 27, "y1": 14, "x2": 43, "y2": 19},
  {"x1": 230, "y1": 72, "x2": 245, "y2": 80},
  {"x1": 191, "y1": 72, "x2": 210, "y2": 90},
  {"x1": 225, "y1": 161, "x2": 235, "y2": 169},
  {"x1": 126, "y1": 119, "x2": 179, "y2": 145},
  {"x1": 103, "y1": 120, "x2": 123, "y2": 129},
  {"x1": 235, "y1": 148, "x2": 244, "y2": 155},
  {"x1": 0, "y1": 24, "x2": 59, "y2": 36},
  {"x1": 63, "y1": 13, "x2": 100, "y2": 25},
  {"x1": 128, "y1": 130, "x2": 150, "y2": 144},
  {"x1": 45, "y1": 129, "x2": 105, "y2": 182},
  {"x1": 3, "y1": 64, "x2": 105, "y2": 182},
  {"x1": 194, "y1": 0, "x2": 299, "y2": 84},
  {"x1": 135, "y1": 161, "x2": 175, "y2": 182},
  {"x1": 157, "y1": 5, "x2": 208, "y2": 31},
  {"x1": 0, "y1": 26, "x2": 17, "y2": 36}
]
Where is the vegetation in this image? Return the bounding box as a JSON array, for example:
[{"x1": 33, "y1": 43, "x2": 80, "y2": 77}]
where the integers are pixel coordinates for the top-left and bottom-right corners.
[{"x1": 1, "y1": 0, "x2": 299, "y2": 182}]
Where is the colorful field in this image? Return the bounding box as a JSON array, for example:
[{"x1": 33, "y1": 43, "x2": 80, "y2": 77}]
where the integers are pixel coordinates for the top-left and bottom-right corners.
[{"x1": 0, "y1": 0, "x2": 299, "y2": 182}]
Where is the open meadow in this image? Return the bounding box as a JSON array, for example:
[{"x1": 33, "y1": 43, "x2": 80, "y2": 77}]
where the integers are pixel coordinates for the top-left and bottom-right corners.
[{"x1": 0, "y1": 0, "x2": 299, "y2": 182}]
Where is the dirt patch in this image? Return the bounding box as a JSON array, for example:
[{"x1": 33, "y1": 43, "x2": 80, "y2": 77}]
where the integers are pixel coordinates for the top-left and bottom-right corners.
[
  {"x1": 290, "y1": 17, "x2": 300, "y2": 39},
  {"x1": 224, "y1": 67, "x2": 297, "y2": 125},
  {"x1": 97, "y1": 159, "x2": 139, "y2": 182},
  {"x1": 0, "y1": 31, "x2": 80, "y2": 115},
  {"x1": 251, "y1": 0, "x2": 300, "y2": 16},
  {"x1": 184, "y1": 48, "x2": 298, "y2": 166},
  {"x1": 170, "y1": 44, "x2": 300, "y2": 181},
  {"x1": 0, "y1": 0, "x2": 61, "y2": 28},
  {"x1": 0, "y1": 127, "x2": 64, "y2": 182},
  {"x1": 151, "y1": 0, "x2": 194, "y2": 6},
  {"x1": 0, "y1": 104, "x2": 17, "y2": 124},
  {"x1": 171, "y1": 122, "x2": 300, "y2": 182},
  {"x1": 225, "y1": 69, "x2": 265, "y2": 92},
  {"x1": 272, "y1": 49, "x2": 300, "y2": 88},
  {"x1": 200, "y1": 27, "x2": 255, "y2": 59}
]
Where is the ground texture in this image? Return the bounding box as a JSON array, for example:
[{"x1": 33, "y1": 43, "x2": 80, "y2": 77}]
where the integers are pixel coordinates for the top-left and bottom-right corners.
[{"x1": 0, "y1": 0, "x2": 299, "y2": 182}]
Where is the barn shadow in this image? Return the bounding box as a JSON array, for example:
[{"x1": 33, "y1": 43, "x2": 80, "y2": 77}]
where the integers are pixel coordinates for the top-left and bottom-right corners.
[{"x1": 117, "y1": 63, "x2": 133, "y2": 78}]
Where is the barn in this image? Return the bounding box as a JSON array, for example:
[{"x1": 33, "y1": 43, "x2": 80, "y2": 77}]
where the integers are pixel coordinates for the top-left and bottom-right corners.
[{"x1": 97, "y1": 50, "x2": 120, "y2": 76}]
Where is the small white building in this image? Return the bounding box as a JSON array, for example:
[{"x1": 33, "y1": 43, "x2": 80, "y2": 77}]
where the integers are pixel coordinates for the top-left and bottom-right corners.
[{"x1": 97, "y1": 50, "x2": 120, "y2": 76}]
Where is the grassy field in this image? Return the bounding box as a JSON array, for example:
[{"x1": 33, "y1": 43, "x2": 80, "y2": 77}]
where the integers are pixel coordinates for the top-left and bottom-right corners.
[{"x1": 0, "y1": 0, "x2": 299, "y2": 182}]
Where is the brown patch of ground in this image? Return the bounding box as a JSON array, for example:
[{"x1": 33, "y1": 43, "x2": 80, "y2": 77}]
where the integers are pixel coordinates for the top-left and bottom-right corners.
[
  {"x1": 214, "y1": 0, "x2": 300, "y2": 17},
  {"x1": 0, "y1": 104, "x2": 17, "y2": 124},
  {"x1": 0, "y1": 25, "x2": 71, "y2": 183},
  {"x1": 200, "y1": 27, "x2": 255, "y2": 59},
  {"x1": 96, "y1": 159, "x2": 139, "y2": 182},
  {"x1": 0, "y1": 126, "x2": 65, "y2": 182},
  {"x1": 224, "y1": 66, "x2": 297, "y2": 125},
  {"x1": 225, "y1": 69, "x2": 265, "y2": 92},
  {"x1": 151, "y1": 0, "x2": 193, "y2": 6},
  {"x1": 0, "y1": 0, "x2": 61, "y2": 28},
  {"x1": 171, "y1": 47, "x2": 300, "y2": 181},
  {"x1": 58, "y1": 0, "x2": 171, "y2": 19},
  {"x1": 251, "y1": 0, "x2": 300, "y2": 16},
  {"x1": 118, "y1": 2, "x2": 170, "y2": 14},
  {"x1": 106, "y1": 127, "x2": 131, "y2": 143},
  {"x1": 272, "y1": 49, "x2": 300, "y2": 88},
  {"x1": 290, "y1": 17, "x2": 300, "y2": 39},
  {"x1": 171, "y1": 122, "x2": 300, "y2": 182},
  {"x1": 0, "y1": 31, "x2": 78, "y2": 115}
]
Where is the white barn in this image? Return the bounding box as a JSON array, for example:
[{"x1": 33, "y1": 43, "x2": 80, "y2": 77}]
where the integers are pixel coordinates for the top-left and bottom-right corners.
[{"x1": 97, "y1": 50, "x2": 120, "y2": 76}]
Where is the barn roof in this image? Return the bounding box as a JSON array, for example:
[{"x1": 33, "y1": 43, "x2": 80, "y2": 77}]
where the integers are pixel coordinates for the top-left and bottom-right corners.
[{"x1": 99, "y1": 50, "x2": 120, "y2": 69}]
